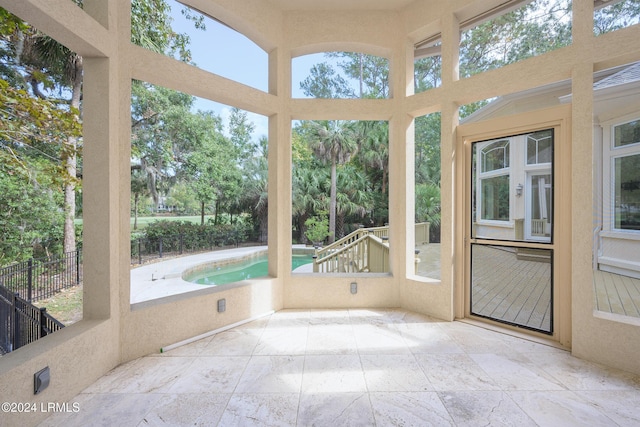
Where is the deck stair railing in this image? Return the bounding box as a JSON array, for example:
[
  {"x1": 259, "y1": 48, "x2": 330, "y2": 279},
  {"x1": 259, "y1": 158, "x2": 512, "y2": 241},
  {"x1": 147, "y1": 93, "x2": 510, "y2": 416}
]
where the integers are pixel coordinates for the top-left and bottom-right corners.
[
  {"x1": 313, "y1": 223, "x2": 428, "y2": 273},
  {"x1": 313, "y1": 233, "x2": 389, "y2": 273},
  {"x1": 315, "y1": 225, "x2": 388, "y2": 261}
]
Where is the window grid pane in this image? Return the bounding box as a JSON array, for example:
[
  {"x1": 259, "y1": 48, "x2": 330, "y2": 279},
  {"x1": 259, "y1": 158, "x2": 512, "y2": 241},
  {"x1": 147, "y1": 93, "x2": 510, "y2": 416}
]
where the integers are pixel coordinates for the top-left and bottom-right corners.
[
  {"x1": 614, "y1": 153, "x2": 640, "y2": 230},
  {"x1": 482, "y1": 140, "x2": 509, "y2": 172},
  {"x1": 614, "y1": 120, "x2": 640, "y2": 148},
  {"x1": 481, "y1": 175, "x2": 510, "y2": 221}
]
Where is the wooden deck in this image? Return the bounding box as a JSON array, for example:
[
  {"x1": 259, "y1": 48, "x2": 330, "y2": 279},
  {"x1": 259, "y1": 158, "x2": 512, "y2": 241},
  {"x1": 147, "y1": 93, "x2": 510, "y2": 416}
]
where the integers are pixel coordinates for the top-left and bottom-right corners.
[
  {"x1": 594, "y1": 270, "x2": 640, "y2": 318},
  {"x1": 415, "y1": 243, "x2": 441, "y2": 279},
  {"x1": 417, "y1": 243, "x2": 640, "y2": 324},
  {"x1": 471, "y1": 245, "x2": 552, "y2": 333}
]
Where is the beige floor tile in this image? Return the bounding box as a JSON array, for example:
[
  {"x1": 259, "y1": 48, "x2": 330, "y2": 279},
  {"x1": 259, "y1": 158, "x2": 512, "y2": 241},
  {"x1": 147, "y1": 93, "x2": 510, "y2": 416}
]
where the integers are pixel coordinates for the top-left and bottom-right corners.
[
  {"x1": 360, "y1": 353, "x2": 433, "y2": 392},
  {"x1": 40, "y1": 393, "x2": 162, "y2": 427},
  {"x1": 297, "y1": 392, "x2": 374, "y2": 426},
  {"x1": 85, "y1": 356, "x2": 196, "y2": 394},
  {"x1": 469, "y1": 353, "x2": 565, "y2": 390},
  {"x1": 137, "y1": 393, "x2": 230, "y2": 426},
  {"x1": 218, "y1": 393, "x2": 299, "y2": 427},
  {"x1": 439, "y1": 391, "x2": 537, "y2": 427},
  {"x1": 301, "y1": 354, "x2": 367, "y2": 393},
  {"x1": 199, "y1": 329, "x2": 261, "y2": 356},
  {"x1": 525, "y1": 351, "x2": 640, "y2": 391},
  {"x1": 508, "y1": 390, "x2": 620, "y2": 426},
  {"x1": 39, "y1": 309, "x2": 640, "y2": 426},
  {"x1": 575, "y1": 390, "x2": 640, "y2": 426},
  {"x1": 235, "y1": 355, "x2": 304, "y2": 393},
  {"x1": 253, "y1": 326, "x2": 309, "y2": 355},
  {"x1": 415, "y1": 353, "x2": 501, "y2": 391},
  {"x1": 352, "y1": 323, "x2": 411, "y2": 354},
  {"x1": 167, "y1": 356, "x2": 249, "y2": 393},
  {"x1": 370, "y1": 391, "x2": 454, "y2": 426},
  {"x1": 305, "y1": 324, "x2": 358, "y2": 355}
]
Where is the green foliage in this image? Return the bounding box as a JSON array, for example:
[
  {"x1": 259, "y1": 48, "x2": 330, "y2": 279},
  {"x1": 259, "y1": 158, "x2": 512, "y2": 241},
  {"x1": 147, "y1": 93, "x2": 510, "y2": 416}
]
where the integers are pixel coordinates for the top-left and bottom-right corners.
[
  {"x1": 415, "y1": 182, "x2": 441, "y2": 226},
  {"x1": 327, "y1": 52, "x2": 390, "y2": 99},
  {"x1": 300, "y1": 62, "x2": 354, "y2": 99},
  {"x1": 353, "y1": 121, "x2": 389, "y2": 194},
  {"x1": 140, "y1": 219, "x2": 251, "y2": 249},
  {"x1": 236, "y1": 135, "x2": 268, "y2": 242},
  {"x1": 130, "y1": 81, "x2": 203, "y2": 205},
  {"x1": 166, "y1": 181, "x2": 199, "y2": 215},
  {"x1": 414, "y1": 54, "x2": 442, "y2": 92},
  {"x1": 459, "y1": 0, "x2": 572, "y2": 78},
  {"x1": 300, "y1": 53, "x2": 390, "y2": 99},
  {"x1": 131, "y1": 0, "x2": 192, "y2": 62},
  {"x1": 304, "y1": 214, "x2": 330, "y2": 245},
  {"x1": 0, "y1": 161, "x2": 65, "y2": 265},
  {"x1": 415, "y1": 112, "x2": 441, "y2": 186},
  {"x1": 228, "y1": 107, "x2": 257, "y2": 160},
  {"x1": 0, "y1": 78, "x2": 81, "y2": 181},
  {"x1": 184, "y1": 117, "x2": 241, "y2": 223},
  {"x1": 594, "y1": 0, "x2": 640, "y2": 35}
]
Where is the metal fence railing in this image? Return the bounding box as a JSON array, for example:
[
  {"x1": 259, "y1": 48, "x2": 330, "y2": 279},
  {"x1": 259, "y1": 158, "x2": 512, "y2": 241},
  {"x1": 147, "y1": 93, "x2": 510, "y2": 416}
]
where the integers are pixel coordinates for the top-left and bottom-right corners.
[
  {"x1": 131, "y1": 231, "x2": 261, "y2": 265},
  {"x1": 0, "y1": 250, "x2": 82, "y2": 303},
  {"x1": 0, "y1": 231, "x2": 260, "y2": 302},
  {"x1": 0, "y1": 285, "x2": 65, "y2": 355}
]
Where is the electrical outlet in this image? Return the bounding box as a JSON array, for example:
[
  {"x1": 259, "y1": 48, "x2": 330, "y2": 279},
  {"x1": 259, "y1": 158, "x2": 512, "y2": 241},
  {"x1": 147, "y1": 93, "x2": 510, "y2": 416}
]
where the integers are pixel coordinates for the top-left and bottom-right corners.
[
  {"x1": 217, "y1": 298, "x2": 226, "y2": 312},
  {"x1": 350, "y1": 282, "x2": 357, "y2": 294}
]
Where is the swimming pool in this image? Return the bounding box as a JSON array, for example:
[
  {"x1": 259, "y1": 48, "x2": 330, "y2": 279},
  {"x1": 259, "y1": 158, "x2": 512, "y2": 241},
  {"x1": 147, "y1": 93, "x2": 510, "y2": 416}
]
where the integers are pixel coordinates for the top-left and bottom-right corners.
[{"x1": 184, "y1": 253, "x2": 314, "y2": 285}]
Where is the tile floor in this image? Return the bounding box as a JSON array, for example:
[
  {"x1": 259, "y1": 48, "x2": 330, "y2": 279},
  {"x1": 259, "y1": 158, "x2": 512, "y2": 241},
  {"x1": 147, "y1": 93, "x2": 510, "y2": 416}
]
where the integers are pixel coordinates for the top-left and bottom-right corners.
[{"x1": 40, "y1": 309, "x2": 640, "y2": 426}]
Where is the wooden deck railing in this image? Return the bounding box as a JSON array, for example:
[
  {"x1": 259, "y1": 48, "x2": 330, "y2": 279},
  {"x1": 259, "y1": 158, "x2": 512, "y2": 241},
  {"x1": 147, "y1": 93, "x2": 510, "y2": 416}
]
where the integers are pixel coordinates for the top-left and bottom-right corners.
[
  {"x1": 531, "y1": 219, "x2": 546, "y2": 236},
  {"x1": 313, "y1": 234, "x2": 389, "y2": 273},
  {"x1": 314, "y1": 225, "x2": 389, "y2": 260},
  {"x1": 313, "y1": 223, "x2": 428, "y2": 273}
]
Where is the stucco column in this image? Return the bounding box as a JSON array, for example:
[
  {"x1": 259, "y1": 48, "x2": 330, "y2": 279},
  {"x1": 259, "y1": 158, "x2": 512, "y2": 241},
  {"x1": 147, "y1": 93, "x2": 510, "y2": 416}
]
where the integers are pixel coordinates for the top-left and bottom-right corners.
[
  {"x1": 267, "y1": 46, "x2": 292, "y2": 301},
  {"x1": 440, "y1": 11, "x2": 460, "y2": 320}
]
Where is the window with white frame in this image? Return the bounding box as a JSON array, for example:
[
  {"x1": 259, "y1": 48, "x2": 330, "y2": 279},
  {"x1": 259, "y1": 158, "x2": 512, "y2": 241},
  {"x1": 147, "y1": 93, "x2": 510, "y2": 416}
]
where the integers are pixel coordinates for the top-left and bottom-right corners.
[
  {"x1": 527, "y1": 130, "x2": 553, "y2": 165},
  {"x1": 473, "y1": 130, "x2": 554, "y2": 242},
  {"x1": 478, "y1": 139, "x2": 510, "y2": 222},
  {"x1": 608, "y1": 118, "x2": 640, "y2": 231}
]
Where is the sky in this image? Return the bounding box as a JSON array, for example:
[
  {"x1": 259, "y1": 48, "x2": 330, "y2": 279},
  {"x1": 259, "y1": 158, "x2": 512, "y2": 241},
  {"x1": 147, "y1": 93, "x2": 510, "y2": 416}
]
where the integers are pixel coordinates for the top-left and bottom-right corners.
[{"x1": 168, "y1": 1, "x2": 334, "y2": 141}]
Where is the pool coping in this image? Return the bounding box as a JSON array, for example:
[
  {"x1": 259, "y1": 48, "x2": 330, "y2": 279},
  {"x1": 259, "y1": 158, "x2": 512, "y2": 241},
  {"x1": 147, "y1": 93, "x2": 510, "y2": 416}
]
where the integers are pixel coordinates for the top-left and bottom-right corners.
[{"x1": 130, "y1": 245, "x2": 315, "y2": 305}]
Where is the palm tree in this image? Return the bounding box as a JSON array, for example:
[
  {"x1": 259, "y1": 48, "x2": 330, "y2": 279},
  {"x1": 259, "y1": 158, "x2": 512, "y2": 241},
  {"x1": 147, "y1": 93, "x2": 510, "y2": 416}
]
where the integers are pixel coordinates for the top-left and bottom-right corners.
[
  {"x1": 292, "y1": 167, "x2": 328, "y2": 243},
  {"x1": 356, "y1": 121, "x2": 389, "y2": 194},
  {"x1": 308, "y1": 120, "x2": 358, "y2": 243},
  {"x1": 241, "y1": 136, "x2": 269, "y2": 243},
  {"x1": 415, "y1": 182, "x2": 441, "y2": 243},
  {"x1": 334, "y1": 165, "x2": 374, "y2": 239}
]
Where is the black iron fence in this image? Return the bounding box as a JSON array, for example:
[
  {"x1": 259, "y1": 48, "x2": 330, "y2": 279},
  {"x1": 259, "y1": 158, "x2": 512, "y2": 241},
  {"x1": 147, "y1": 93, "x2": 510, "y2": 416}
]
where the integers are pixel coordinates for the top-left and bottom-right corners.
[
  {"x1": 0, "y1": 285, "x2": 65, "y2": 355},
  {"x1": 0, "y1": 229, "x2": 261, "y2": 354},
  {"x1": 0, "y1": 250, "x2": 82, "y2": 303},
  {"x1": 0, "y1": 230, "x2": 259, "y2": 301},
  {"x1": 131, "y1": 230, "x2": 260, "y2": 265}
]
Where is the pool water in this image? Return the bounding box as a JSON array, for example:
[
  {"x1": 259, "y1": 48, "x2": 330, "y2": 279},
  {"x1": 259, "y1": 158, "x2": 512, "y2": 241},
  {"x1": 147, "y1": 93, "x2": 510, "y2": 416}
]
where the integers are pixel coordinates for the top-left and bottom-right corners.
[{"x1": 187, "y1": 254, "x2": 314, "y2": 285}]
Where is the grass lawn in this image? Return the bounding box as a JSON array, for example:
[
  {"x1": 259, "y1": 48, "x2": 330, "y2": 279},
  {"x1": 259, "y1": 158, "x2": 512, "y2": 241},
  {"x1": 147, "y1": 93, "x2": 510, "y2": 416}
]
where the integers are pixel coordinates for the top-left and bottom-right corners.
[{"x1": 34, "y1": 285, "x2": 83, "y2": 326}]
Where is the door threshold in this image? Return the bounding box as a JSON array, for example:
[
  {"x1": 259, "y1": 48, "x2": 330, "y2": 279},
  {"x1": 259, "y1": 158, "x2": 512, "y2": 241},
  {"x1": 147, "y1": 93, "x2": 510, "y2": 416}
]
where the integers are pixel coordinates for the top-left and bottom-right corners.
[{"x1": 455, "y1": 317, "x2": 569, "y2": 351}]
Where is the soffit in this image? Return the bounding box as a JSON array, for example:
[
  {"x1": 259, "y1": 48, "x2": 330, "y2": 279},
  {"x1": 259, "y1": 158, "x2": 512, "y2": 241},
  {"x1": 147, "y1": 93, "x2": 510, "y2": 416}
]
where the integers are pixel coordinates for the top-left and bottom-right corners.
[{"x1": 265, "y1": 0, "x2": 417, "y2": 12}]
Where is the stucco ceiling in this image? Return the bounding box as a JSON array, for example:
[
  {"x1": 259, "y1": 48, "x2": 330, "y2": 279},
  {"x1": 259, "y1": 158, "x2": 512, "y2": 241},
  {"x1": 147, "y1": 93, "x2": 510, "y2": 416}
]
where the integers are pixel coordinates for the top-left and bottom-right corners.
[{"x1": 266, "y1": 0, "x2": 417, "y2": 11}]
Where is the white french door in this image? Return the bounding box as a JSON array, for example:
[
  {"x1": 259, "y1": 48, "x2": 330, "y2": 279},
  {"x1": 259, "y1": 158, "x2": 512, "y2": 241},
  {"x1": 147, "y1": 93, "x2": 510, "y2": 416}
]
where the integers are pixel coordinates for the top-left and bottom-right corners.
[{"x1": 525, "y1": 172, "x2": 552, "y2": 241}]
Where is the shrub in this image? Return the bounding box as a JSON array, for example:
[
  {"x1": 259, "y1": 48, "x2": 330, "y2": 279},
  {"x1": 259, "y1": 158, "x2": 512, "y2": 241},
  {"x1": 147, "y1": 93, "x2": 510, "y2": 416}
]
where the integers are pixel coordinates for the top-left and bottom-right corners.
[{"x1": 305, "y1": 215, "x2": 330, "y2": 246}]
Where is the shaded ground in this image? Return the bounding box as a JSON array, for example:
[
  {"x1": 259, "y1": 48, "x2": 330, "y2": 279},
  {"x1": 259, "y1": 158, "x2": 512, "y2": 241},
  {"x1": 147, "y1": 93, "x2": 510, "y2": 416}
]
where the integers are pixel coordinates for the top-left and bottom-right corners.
[{"x1": 34, "y1": 285, "x2": 83, "y2": 326}]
